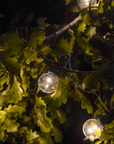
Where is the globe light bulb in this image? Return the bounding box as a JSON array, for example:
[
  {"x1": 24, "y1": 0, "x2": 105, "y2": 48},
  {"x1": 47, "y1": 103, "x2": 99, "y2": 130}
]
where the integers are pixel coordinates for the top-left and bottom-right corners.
[
  {"x1": 82, "y1": 119, "x2": 103, "y2": 141},
  {"x1": 38, "y1": 71, "x2": 58, "y2": 93},
  {"x1": 77, "y1": 0, "x2": 97, "y2": 9}
]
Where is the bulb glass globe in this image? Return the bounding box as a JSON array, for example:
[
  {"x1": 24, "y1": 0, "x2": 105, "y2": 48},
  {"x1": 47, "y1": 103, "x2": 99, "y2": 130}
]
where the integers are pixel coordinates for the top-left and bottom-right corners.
[
  {"x1": 82, "y1": 119, "x2": 103, "y2": 141},
  {"x1": 38, "y1": 72, "x2": 58, "y2": 93},
  {"x1": 77, "y1": 0, "x2": 97, "y2": 9}
]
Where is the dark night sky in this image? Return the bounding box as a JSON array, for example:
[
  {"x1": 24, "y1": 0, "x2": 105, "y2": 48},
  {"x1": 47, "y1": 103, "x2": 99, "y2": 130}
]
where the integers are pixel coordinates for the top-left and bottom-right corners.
[{"x1": 0, "y1": 1, "x2": 105, "y2": 144}]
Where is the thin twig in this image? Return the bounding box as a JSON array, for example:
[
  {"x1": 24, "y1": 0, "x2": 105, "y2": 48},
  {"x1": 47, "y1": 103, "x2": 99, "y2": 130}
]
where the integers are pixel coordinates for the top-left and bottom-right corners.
[
  {"x1": 36, "y1": 50, "x2": 93, "y2": 74},
  {"x1": 69, "y1": 50, "x2": 78, "y2": 86},
  {"x1": 46, "y1": 16, "x2": 82, "y2": 41}
]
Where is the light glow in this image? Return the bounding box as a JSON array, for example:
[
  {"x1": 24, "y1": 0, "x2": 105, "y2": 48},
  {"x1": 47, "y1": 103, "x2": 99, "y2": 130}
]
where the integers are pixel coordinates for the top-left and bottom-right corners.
[
  {"x1": 45, "y1": 84, "x2": 49, "y2": 88},
  {"x1": 88, "y1": 128, "x2": 93, "y2": 133},
  {"x1": 82, "y1": 118, "x2": 103, "y2": 141},
  {"x1": 93, "y1": 125, "x2": 97, "y2": 130},
  {"x1": 47, "y1": 78, "x2": 51, "y2": 83},
  {"x1": 38, "y1": 72, "x2": 58, "y2": 93}
]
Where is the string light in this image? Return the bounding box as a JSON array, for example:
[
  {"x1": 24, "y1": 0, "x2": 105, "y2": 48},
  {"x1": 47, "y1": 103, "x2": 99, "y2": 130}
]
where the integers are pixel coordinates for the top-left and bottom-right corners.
[
  {"x1": 82, "y1": 118, "x2": 103, "y2": 141},
  {"x1": 38, "y1": 71, "x2": 58, "y2": 93},
  {"x1": 77, "y1": 0, "x2": 97, "y2": 9}
]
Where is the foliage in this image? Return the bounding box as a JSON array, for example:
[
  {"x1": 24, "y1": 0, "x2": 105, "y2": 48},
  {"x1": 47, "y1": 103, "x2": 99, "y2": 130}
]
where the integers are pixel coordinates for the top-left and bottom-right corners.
[{"x1": 0, "y1": 0, "x2": 114, "y2": 143}]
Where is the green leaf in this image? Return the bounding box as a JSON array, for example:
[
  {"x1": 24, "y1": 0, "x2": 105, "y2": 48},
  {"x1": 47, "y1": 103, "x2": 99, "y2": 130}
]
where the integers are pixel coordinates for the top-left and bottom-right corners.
[
  {"x1": 94, "y1": 108, "x2": 105, "y2": 118},
  {"x1": 100, "y1": 129, "x2": 114, "y2": 142},
  {"x1": 51, "y1": 78, "x2": 70, "y2": 107},
  {"x1": 23, "y1": 47, "x2": 43, "y2": 64},
  {"x1": 94, "y1": 98, "x2": 107, "y2": 117},
  {"x1": 2, "y1": 57, "x2": 22, "y2": 75},
  {"x1": 51, "y1": 124, "x2": 63, "y2": 143},
  {"x1": 111, "y1": 138, "x2": 114, "y2": 144},
  {"x1": 1, "y1": 76, "x2": 23, "y2": 104},
  {"x1": 0, "y1": 109, "x2": 6, "y2": 125},
  {"x1": 95, "y1": 141, "x2": 102, "y2": 144},
  {"x1": 82, "y1": 62, "x2": 110, "y2": 92},
  {"x1": 89, "y1": 36, "x2": 112, "y2": 59},
  {"x1": 65, "y1": 0, "x2": 70, "y2": 5},
  {"x1": 58, "y1": 29, "x2": 75, "y2": 55},
  {"x1": 27, "y1": 31, "x2": 46, "y2": 49},
  {"x1": 98, "y1": 97, "x2": 110, "y2": 112},
  {"x1": 110, "y1": 94, "x2": 114, "y2": 110},
  {"x1": 38, "y1": 132, "x2": 54, "y2": 144},
  {"x1": 92, "y1": 57, "x2": 103, "y2": 69},
  {"x1": 78, "y1": 90, "x2": 93, "y2": 114},
  {"x1": 26, "y1": 129, "x2": 39, "y2": 144},
  {"x1": 0, "y1": 33, "x2": 25, "y2": 58},
  {"x1": 3, "y1": 119, "x2": 20, "y2": 133},
  {"x1": 0, "y1": 126, "x2": 8, "y2": 142},
  {"x1": 34, "y1": 97, "x2": 53, "y2": 132},
  {"x1": 0, "y1": 72, "x2": 10, "y2": 90},
  {"x1": 35, "y1": 97, "x2": 46, "y2": 108},
  {"x1": 20, "y1": 67, "x2": 30, "y2": 94},
  {"x1": 37, "y1": 17, "x2": 50, "y2": 30},
  {"x1": 4, "y1": 105, "x2": 23, "y2": 120},
  {"x1": 48, "y1": 107, "x2": 66, "y2": 124},
  {"x1": 97, "y1": 1, "x2": 104, "y2": 13},
  {"x1": 40, "y1": 44, "x2": 52, "y2": 55},
  {"x1": 30, "y1": 62, "x2": 48, "y2": 78},
  {"x1": 50, "y1": 49, "x2": 61, "y2": 62},
  {"x1": 104, "y1": 121, "x2": 114, "y2": 129}
]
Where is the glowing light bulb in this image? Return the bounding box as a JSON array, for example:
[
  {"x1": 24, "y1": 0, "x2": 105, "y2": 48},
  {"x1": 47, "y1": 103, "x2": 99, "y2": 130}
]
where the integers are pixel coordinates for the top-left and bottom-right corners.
[
  {"x1": 38, "y1": 71, "x2": 58, "y2": 93},
  {"x1": 82, "y1": 119, "x2": 103, "y2": 141},
  {"x1": 47, "y1": 78, "x2": 51, "y2": 83},
  {"x1": 93, "y1": 125, "x2": 97, "y2": 130},
  {"x1": 88, "y1": 128, "x2": 93, "y2": 133},
  {"x1": 77, "y1": 0, "x2": 97, "y2": 9}
]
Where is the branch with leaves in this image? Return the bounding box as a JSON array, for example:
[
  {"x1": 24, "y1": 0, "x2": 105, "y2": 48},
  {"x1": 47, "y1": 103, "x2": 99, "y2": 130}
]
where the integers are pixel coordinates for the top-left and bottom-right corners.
[{"x1": 0, "y1": 0, "x2": 114, "y2": 144}]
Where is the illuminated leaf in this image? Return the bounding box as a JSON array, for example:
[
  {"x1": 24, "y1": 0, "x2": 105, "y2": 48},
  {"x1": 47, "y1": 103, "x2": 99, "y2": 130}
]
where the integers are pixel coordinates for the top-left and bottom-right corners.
[
  {"x1": 1, "y1": 76, "x2": 23, "y2": 104},
  {"x1": 51, "y1": 78, "x2": 70, "y2": 107},
  {"x1": 4, "y1": 105, "x2": 23, "y2": 120},
  {"x1": 65, "y1": 0, "x2": 70, "y2": 5},
  {"x1": 23, "y1": 47, "x2": 43, "y2": 64},
  {"x1": 40, "y1": 44, "x2": 52, "y2": 55},
  {"x1": 34, "y1": 97, "x2": 53, "y2": 132},
  {"x1": 51, "y1": 124, "x2": 63, "y2": 143},
  {"x1": 27, "y1": 31, "x2": 46, "y2": 48},
  {"x1": 38, "y1": 132, "x2": 54, "y2": 144},
  {"x1": 0, "y1": 126, "x2": 8, "y2": 142},
  {"x1": 48, "y1": 107, "x2": 66, "y2": 124},
  {"x1": 0, "y1": 72, "x2": 10, "y2": 90},
  {"x1": 97, "y1": 1, "x2": 104, "y2": 13},
  {"x1": 58, "y1": 29, "x2": 75, "y2": 55},
  {"x1": 78, "y1": 91, "x2": 93, "y2": 114},
  {"x1": 82, "y1": 62, "x2": 110, "y2": 92},
  {"x1": 100, "y1": 129, "x2": 114, "y2": 142},
  {"x1": 20, "y1": 67, "x2": 30, "y2": 94},
  {"x1": 105, "y1": 121, "x2": 114, "y2": 129},
  {"x1": 0, "y1": 33, "x2": 25, "y2": 58},
  {"x1": 93, "y1": 108, "x2": 105, "y2": 118},
  {"x1": 30, "y1": 62, "x2": 48, "y2": 78},
  {"x1": 3, "y1": 119, "x2": 20, "y2": 133},
  {"x1": 26, "y1": 129, "x2": 39, "y2": 144}
]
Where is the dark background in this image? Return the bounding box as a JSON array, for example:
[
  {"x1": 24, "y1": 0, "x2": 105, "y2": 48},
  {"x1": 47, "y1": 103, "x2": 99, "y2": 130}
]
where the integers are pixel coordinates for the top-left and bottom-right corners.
[{"x1": 0, "y1": 0, "x2": 112, "y2": 144}]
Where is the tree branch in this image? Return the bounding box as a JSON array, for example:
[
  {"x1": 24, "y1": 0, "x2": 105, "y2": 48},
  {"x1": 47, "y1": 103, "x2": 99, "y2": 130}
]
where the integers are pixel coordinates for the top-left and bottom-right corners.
[
  {"x1": 36, "y1": 50, "x2": 93, "y2": 74},
  {"x1": 46, "y1": 16, "x2": 82, "y2": 41}
]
